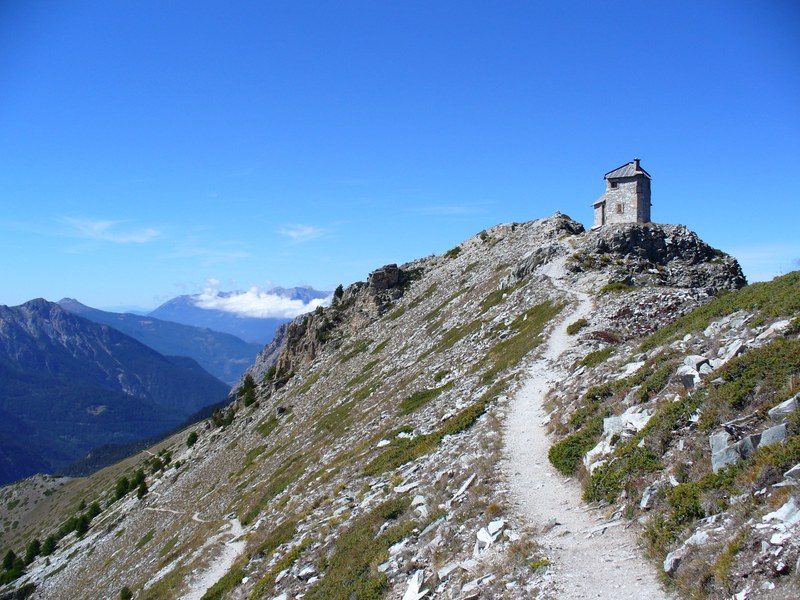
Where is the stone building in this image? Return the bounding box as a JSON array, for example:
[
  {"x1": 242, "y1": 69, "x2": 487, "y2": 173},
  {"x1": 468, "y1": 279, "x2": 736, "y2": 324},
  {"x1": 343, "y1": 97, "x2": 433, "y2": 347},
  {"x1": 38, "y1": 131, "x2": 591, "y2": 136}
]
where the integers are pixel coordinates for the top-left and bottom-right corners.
[{"x1": 592, "y1": 158, "x2": 651, "y2": 227}]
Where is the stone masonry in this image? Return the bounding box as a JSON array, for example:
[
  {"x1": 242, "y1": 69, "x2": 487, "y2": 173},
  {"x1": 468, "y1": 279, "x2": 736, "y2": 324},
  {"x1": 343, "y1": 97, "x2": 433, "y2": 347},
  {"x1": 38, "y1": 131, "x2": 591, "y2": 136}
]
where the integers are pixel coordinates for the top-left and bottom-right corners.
[{"x1": 593, "y1": 158, "x2": 651, "y2": 227}]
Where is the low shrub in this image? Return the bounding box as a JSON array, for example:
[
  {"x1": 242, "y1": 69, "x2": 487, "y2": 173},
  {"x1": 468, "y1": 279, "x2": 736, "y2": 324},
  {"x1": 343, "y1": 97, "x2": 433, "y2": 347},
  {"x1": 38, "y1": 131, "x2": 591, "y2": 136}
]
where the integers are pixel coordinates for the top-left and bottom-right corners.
[
  {"x1": 566, "y1": 318, "x2": 588, "y2": 335},
  {"x1": 599, "y1": 282, "x2": 634, "y2": 294},
  {"x1": 548, "y1": 415, "x2": 603, "y2": 475}
]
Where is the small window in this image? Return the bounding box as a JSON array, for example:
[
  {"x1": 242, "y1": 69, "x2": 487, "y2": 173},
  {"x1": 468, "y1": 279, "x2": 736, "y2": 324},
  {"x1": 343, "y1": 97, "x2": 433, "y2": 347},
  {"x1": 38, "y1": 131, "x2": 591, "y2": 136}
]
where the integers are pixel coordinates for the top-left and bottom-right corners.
[
  {"x1": 610, "y1": 181, "x2": 618, "y2": 188},
  {"x1": 617, "y1": 203, "x2": 624, "y2": 214}
]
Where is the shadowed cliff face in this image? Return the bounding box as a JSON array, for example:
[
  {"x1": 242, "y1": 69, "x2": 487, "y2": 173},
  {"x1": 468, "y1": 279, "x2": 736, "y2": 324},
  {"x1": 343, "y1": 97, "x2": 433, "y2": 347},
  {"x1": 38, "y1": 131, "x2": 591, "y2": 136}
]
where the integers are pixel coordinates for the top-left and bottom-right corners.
[{"x1": 8, "y1": 214, "x2": 781, "y2": 600}]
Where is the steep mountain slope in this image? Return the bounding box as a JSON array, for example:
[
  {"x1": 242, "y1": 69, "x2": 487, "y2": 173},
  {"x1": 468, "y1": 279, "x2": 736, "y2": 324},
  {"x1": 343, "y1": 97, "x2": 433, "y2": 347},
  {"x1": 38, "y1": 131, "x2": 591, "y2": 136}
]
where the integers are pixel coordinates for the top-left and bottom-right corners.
[
  {"x1": 58, "y1": 298, "x2": 262, "y2": 385},
  {"x1": 149, "y1": 287, "x2": 331, "y2": 344},
  {"x1": 0, "y1": 300, "x2": 230, "y2": 485},
  {"x1": 2, "y1": 215, "x2": 766, "y2": 600}
]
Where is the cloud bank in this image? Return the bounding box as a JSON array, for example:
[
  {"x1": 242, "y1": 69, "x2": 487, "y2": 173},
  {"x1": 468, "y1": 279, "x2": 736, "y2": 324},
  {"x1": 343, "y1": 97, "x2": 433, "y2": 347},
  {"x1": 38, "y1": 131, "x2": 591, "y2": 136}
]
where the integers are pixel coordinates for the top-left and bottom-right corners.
[{"x1": 194, "y1": 284, "x2": 331, "y2": 319}]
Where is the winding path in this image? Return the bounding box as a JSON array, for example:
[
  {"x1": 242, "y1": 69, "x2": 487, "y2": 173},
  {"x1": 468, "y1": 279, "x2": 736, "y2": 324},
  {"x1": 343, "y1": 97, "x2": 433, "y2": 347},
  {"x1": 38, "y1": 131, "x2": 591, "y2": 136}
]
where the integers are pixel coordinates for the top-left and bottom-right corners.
[{"x1": 504, "y1": 265, "x2": 671, "y2": 599}]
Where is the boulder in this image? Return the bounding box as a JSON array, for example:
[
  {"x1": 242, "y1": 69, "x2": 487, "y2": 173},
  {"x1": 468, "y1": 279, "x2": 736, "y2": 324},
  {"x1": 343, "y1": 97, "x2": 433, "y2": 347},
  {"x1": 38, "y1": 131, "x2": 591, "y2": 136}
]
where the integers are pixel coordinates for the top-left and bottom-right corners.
[
  {"x1": 677, "y1": 365, "x2": 700, "y2": 390},
  {"x1": 735, "y1": 435, "x2": 758, "y2": 459},
  {"x1": 762, "y1": 497, "x2": 800, "y2": 527},
  {"x1": 684, "y1": 355, "x2": 710, "y2": 371},
  {"x1": 783, "y1": 463, "x2": 800, "y2": 481},
  {"x1": 402, "y1": 570, "x2": 429, "y2": 600},
  {"x1": 759, "y1": 424, "x2": 787, "y2": 447},
  {"x1": 367, "y1": 264, "x2": 401, "y2": 291},
  {"x1": 640, "y1": 484, "x2": 658, "y2": 510},
  {"x1": 720, "y1": 340, "x2": 746, "y2": 364},
  {"x1": 709, "y1": 431, "x2": 732, "y2": 454},
  {"x1": 711, "y1": 446, "x2": 740, "y2": 473},
  {"x1": 664, "y1": 545, "x2": 689, "y2": 575},
  {"x1": 768, "y1": 395, "x2": 798, "y2": 423}
]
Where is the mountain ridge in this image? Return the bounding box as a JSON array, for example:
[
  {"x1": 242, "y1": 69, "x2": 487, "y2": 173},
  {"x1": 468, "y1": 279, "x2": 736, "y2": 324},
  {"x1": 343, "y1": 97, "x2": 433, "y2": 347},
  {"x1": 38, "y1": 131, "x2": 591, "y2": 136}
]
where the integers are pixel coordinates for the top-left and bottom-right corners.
[
  {"x1": 57, "y1": 298, "x2": 262, "y2": 385},
  {"x1": 5, "y1": 215, "x2": 798, "y2": 600},
  {"x1": 0, "y1": 300, "x2": 230, "y2": 485}
]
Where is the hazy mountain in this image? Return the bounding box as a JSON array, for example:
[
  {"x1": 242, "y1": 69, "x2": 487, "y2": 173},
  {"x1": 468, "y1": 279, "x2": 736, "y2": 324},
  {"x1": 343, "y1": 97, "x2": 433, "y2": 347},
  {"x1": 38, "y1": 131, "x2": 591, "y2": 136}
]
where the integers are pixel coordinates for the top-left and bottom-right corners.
[
  {"x1": 148, "y1": 287, "x2": 331, "y2": 344},
  {"x1": 12, "y1": 216, "x2": 799, "y2": 600},
  {"x1": 0, "y1": 299, "x2": 230, "y2": 485},
  {"x1": 58, "y1": 298, "x2": 262, "y2": 385}
]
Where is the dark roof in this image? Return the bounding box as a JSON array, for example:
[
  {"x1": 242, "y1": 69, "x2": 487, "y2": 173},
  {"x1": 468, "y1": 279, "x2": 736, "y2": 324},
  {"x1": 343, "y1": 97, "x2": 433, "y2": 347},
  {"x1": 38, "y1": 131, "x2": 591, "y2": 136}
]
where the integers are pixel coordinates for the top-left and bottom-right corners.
[{"x1": 605, "y1": 160, "x2": 651, "y2": 180}]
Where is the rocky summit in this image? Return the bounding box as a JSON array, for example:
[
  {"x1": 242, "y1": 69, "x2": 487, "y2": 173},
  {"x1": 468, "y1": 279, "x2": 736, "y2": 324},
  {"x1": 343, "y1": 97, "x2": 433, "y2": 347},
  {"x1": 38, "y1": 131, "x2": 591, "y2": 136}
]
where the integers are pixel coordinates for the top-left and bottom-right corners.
[{"x1": 2, "y1": 214, "x2": 798, "y2": 600}]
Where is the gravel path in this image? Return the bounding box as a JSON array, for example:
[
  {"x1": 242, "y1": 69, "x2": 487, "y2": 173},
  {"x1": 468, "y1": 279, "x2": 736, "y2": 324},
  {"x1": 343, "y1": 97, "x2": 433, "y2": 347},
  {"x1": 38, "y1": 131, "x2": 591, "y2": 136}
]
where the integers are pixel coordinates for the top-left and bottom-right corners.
[
  {"x1": 180, "y1": 517, "x2": 246, "y2": 600},
  {"x1": 504, "y1": 269, "x2": 672, "y2": 599}
]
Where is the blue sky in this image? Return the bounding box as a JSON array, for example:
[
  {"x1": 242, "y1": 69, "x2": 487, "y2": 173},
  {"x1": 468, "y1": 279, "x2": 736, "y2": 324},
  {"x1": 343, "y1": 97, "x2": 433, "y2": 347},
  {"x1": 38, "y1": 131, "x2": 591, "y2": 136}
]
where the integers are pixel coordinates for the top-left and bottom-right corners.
[{"x1": 1, "y1": 0, "x2": 799, "y2": 312}]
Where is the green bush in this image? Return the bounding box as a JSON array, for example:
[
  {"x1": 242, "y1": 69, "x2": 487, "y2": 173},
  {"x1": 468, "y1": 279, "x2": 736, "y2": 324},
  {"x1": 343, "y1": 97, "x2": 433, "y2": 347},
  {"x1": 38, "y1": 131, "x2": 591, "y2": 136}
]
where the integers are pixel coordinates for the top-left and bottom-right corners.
[
  {"x1": 399, "y1": 382, "x2": 453, "y2": 415},
  {"x1": 566, "y1": 318, "x2": 588, "y2": 335},
  {"x1": 580, "y1": 347, "x2": 613, "y2": 367},
  {"x1": 24, "y1": 539, "x2": 40, "y2": 565},
  {"x1": 120, "y1": 587, "x2": 133, "y2": 600},
  {"x1": 114, "y1": 477, "x2": 131, "y2": 501},
  {"x1": 599, "y1": 282, "x2": 634, "y2": 294},
  {"x1": 187, "y1": 431, "x2": 198, "y2": 447},
  {"x1": 41, "y1": 535, "x2": 57, "y2": 556},
  {"x1": 548, "y1": 416, "x2": 603, "y2": 475},
  {"x1": 443, "y1": 245, "x2": 461, "y2": 259}
]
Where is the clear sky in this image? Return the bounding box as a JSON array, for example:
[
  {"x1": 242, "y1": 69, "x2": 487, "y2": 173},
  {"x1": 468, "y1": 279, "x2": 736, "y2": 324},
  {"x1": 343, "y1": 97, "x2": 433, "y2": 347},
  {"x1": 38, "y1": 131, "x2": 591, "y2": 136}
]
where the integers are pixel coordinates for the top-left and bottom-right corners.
[{"x1": 2, "y1": 0, "x2": 799, "y2": 312}]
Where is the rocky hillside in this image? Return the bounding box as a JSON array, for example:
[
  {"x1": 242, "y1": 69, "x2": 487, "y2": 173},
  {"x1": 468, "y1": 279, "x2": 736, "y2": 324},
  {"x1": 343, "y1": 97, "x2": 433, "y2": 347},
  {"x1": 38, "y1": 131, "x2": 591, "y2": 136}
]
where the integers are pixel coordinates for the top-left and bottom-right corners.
[
  {"x1": 0, "y1": 300, "x2": 230, "y2": 485},
  {"x1": 5, "y1": 215, "x2": 792, "y2": 600}
]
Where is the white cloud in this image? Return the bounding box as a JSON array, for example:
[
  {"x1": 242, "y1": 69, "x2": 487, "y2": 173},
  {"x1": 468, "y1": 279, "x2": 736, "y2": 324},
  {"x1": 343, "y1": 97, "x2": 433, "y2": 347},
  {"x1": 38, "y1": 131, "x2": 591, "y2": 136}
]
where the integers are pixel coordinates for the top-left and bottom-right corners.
[
  {"x1": 194, "y1": 284, "x2": 331, "y2": 318},
  {"x1": 64, "y1": 217, "x2": 160, "y2": 243},
  {"x1": 727, "y1": 242, "x2": 800, "y2": 282},
  {"x1": 277, "y1": 224, "x2": 324, "y2": 243}
]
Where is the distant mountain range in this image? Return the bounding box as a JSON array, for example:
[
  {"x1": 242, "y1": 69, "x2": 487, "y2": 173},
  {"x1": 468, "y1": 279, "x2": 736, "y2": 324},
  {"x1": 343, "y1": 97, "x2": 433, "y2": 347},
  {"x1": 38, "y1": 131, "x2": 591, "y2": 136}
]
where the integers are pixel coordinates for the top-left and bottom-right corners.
[
  {"x1": 58, "y1": 298, "x2": 262, "y2": 385},
  {"x1": 148, "y1": 287, "x2": 331, "y2": 344},
  {"x1": 0, "y1": 299, "x2": 230, "y2": 485}
]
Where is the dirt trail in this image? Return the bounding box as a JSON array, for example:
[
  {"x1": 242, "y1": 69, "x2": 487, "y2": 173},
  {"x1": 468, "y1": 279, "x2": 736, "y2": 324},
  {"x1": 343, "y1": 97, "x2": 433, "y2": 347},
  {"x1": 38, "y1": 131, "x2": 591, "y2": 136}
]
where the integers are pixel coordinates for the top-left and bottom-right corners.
[
  {"x1": 504, "y1": 263, "x2": 672, "y2": 599},
  {"x1": 180, "y1": 517, "x2": 247, "y2": 600}
]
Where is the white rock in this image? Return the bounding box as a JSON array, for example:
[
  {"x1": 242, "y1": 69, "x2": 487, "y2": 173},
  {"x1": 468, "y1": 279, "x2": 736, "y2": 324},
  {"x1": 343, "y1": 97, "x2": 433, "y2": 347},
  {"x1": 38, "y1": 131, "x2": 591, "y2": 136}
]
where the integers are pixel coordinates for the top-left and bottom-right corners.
[
  {"x1": 437, "y1": 563, "x2": 458, "y2": 581},
  {"x1": 759, "y1": 424, "x2": 787, "y2": 447},
  {"x1": 783, "y1": 463, "x2": 800, "y2": 480},
  {"x1": 402, "y1": 569, "x2": 429, "y2": 600},
  {"x1": 411, "y1": 494, "x2": 426, "y2": 507},
  {"x1": 296, "y1": 565, "x2": 317, "y2": 580},
  {"x1": 640, "y1": 484, "x2": 658, "y2": 510},
  {"x1": 684, "y1": 355, "x2": 710, "y2": 370},
  {"x1": 663, "y1": 546, "x2": 688, "y2": 575},
  {"x1": 395, "y1": 481, "x2": 420, "y2": 493},
  {"x1": 770, "y1": 531, "x2": 792, "y2": 546},
  {"x1": 721, "y1": 340, "x2": 746, "y2": 364},
  {"x1": 452, "y1": 473, "x2": 476, "y2": 501},
  {"x1": 389, "y1": 540, "x2": 407, "y2": 556},
  {"x1": 377, "y1": 439, "x2": 391, "y2": 447},
  {"x1": 768, "y1": 395, "x2": 798, "y2": 423},
  {"x1": 677, "y1": 365, "x2": 700, "y2": 390},
  {"x1": 487, "y1": 519, "x2": 506, "y2": 536},
  {"x1": 756, "y1": 319, "x2": 790, "y2": 340},
  {"x1": 763, "y1": 497, "x2": 800, "y2": 527},
  {"x1": 685, "y1": 530, "x2": 710, "y2": 546}
]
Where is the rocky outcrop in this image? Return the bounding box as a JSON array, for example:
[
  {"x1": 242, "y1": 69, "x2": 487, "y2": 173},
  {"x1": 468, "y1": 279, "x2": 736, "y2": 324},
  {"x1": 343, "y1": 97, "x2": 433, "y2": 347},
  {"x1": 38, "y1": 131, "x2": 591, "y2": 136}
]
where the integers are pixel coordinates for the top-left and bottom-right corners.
[{"x1": 570, "y1": 223, "x2": 746, "y2": 292}]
